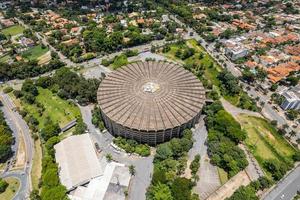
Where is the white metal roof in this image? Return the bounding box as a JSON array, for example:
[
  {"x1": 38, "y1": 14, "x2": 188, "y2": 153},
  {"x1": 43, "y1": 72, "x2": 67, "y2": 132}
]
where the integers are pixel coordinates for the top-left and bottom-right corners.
[{"x1": 54, "y1": 134, "x2": 103, "y2": 190}]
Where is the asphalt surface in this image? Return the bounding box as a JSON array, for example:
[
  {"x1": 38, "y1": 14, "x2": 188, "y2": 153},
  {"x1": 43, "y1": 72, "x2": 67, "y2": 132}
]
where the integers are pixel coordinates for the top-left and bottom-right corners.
[
  {"x1": 79, "y1": 105, "x2": 153, "y2": 200},
  {"x1": 263, "y1": 165, "x2": 300, "y2": 200},
  {"x1": 0, "y1": 93, "x2": 33, "y2": 200}
]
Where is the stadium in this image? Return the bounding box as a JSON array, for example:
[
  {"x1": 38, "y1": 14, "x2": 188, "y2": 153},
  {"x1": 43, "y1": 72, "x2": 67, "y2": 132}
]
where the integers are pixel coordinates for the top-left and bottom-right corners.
[{"x1": 97, "y1": 61, "x2": 206, "y2": 145}]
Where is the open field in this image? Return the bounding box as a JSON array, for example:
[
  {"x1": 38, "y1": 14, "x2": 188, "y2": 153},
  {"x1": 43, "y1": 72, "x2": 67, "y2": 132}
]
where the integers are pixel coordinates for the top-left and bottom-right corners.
[
  {"x1": 37, "y1": 50, "x2": 51, "y2": 65},
  {"x1": 1, "y1": 25, "x2": 24, "y2": 36},
  {"x1": 237, "y1": 114, "x2": 298, "y2": 170},
  {"x1": 0, "y1": 55, "x2": 11, "y2": 63},
  {"x1": 21, "y1": 88, "x2": 81, "y2": 129},
  {"x1": 217, "y1": 167, "x2": 228, "y2": 185},
  {"x1": 0, "y1": 177, "x2": 20, "y2": 200},
  {"x1": 31, "y1": 139, "x2": 42, "y2": 190},
  {"x1": 22, "y1": 45, "x2": 49, "y2": 61}
]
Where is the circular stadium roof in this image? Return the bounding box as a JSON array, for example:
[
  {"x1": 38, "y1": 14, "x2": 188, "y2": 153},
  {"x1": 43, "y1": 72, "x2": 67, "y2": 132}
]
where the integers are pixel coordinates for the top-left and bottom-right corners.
[{"x1": 97, "y1": 61, "x2": 206, "y2": 131}]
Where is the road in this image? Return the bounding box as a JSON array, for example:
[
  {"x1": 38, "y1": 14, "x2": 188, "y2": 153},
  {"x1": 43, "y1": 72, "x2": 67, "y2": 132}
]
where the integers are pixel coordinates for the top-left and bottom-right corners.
[
  {"x1": 0, "y1": 92, "x2": 33, "y2": 200},
  {"x1": 171, "y1": 14, "x2": 299, "y2": 135},
  {"x1": 263, "y1": 165, "x2": 300, "y2": 200},
  {"x1": 79, "y1": 105, "x2": 153, "y2": 200}
]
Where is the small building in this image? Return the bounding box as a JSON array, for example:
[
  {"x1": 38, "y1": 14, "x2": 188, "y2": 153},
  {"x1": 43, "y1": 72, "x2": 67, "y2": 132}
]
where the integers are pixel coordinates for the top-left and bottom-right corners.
[
  {"x1": 223, "y1": 38, "x2": 249, "y2": 61},
  {"x1": 54, "y1": 134, "x2": 131, "y2": 200},
  {"x1": 281, "y1": 88, "x2": 300, "y2": 110}
]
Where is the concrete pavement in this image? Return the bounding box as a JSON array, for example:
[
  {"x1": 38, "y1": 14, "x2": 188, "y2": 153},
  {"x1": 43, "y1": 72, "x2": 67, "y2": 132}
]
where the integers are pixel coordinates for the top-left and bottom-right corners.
[
  {"x1": 263, "y1": 165, "x2": 300, "y2": 200},
  {"x1": 79, "y1": 105, "x2": 153, "y2": 200}
]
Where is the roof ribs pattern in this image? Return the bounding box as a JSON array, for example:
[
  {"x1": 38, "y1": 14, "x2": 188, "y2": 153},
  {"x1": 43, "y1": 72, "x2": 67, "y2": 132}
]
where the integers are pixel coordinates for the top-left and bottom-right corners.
[{"x1": 97, "y1": 61, "x2": 206, "y2": 131}]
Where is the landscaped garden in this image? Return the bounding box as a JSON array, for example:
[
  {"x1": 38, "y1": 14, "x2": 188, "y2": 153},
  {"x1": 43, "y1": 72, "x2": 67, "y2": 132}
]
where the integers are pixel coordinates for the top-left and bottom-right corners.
[
  {"x1": 1, "y1": 25, "x2": 24, "y2": 36},
  {"x1": 0, "y1": 177, "x2": 20, "y2": 200},
  {"x1": 21, "y1": 45, "x2": 49, "y2": 61},
  {"x1": 19, "y1": 87, "x2": 81, "y2": 130}
]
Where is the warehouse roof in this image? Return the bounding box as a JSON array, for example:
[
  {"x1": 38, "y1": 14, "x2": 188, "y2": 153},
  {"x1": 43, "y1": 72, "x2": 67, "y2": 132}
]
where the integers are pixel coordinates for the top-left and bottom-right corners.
[{"x1": 54, "y1": 134, "x2": 103, "y2": 190}]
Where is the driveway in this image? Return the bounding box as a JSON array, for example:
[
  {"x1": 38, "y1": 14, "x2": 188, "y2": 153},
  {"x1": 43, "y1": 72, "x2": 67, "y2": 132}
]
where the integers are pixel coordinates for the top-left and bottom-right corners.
[{"x1": 79, "y1": 105, "x2": 154, "y2": 200}]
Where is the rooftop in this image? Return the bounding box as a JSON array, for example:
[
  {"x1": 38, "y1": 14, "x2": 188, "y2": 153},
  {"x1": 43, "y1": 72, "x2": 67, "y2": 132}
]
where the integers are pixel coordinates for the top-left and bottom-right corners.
[{"x1": 54, "y1": 134, "x2": 103, "y2": 191}]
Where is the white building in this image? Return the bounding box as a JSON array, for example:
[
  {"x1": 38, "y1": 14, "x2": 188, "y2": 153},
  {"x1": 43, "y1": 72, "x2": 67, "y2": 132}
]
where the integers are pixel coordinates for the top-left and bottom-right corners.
[
  {"x1": 223, "y1": 39, "x2": 249, "y2": 61},
  {"x1": 281, "y1": 85, "x2": 300, "y2": 110},
  {"x1": 54, "y1": 134, "x2": 131, "y2": 200}
]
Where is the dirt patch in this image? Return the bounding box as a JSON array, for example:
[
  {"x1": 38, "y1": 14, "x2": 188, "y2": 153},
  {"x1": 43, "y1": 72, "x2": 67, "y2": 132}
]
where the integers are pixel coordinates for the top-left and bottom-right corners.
[
  {"x1": 37, "y1": 51, "x2": 51, "y2": 65},
  {"x1": 13, "y1": 132, "x2": 26, "y2": 169}
]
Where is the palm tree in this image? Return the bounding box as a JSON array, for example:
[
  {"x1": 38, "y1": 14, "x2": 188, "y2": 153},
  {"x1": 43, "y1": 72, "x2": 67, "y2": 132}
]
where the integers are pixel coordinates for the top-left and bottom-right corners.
[{"x1": 129, "y1": 165, "x2": 136, "y2": 176}]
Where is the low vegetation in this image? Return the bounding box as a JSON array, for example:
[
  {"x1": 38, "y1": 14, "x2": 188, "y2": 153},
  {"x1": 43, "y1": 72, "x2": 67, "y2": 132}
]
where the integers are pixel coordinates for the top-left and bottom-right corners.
[
  {"x1": 0, "y1": 109, "x2": 14, "y2": 163},
  {"x1": 226, "y1": 176, "x2": 273, "y2": 200},
  {"x1": 1, "y1": 25, "x2": 24, "y2": 36},
  {"x1": 91, "y1": 106, "x2": 105, "y2": 131},
  {"x1": 238, "y1": 114, "x2": 300, "y2": 181},
  {"x1": 10, "y1": 69, "x2": 100, "y2": 199},
  {"x1": 0, "y1": 177, "x2": 20, "y2": 200},
  {"x1": 204, "y1": 101, "x2": 248, "y2": 177},
  {"x1": 160, "y1": 39, "x2": 257, "y2": 111},
  {"x1": 0, "y1": 52, "x2": 64, "y2": 81},
  {"x1": 147, "y1": 129, "x2": 199, "y2": 200},
  {"x1": 0, "y1": 178, "x2": 8, "y2": 193},
  {"x1": 113, "y1": 137, "x2": 151, "y2": 157}
]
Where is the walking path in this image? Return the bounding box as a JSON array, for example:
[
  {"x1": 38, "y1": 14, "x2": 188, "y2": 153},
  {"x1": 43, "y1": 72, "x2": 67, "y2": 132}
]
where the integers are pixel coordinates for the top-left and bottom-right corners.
[
  {"x1": 190, "y1": 117, "x2": 221, "y2": 199},
  {"x1": 220, "y1": 98, "x2": 262, "y2": 119},
  {"x1": 206, "y1": 170, "x2": 251, "y2": 200}
]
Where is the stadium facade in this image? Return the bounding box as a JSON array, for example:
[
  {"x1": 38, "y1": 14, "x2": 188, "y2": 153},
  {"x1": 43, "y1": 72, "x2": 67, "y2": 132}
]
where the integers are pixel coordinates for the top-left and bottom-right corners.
[{"x1": 97, "y1": 61, "x2": 205, "y2": 145}]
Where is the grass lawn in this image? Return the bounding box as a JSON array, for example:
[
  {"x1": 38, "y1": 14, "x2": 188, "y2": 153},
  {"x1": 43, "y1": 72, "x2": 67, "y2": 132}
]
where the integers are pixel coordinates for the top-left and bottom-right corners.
[
  {"x1": 0, "y1": 55, "x2": 11, "y2": 63},
  {"x1": 238, "y1": 114, "x2": 298, "y2": 170},
  {"x1": 31, "y1": 139, "x2": 42, "y2": 190},
  {"x1": 1, "y1": 25, "x2": 24, "y2": 36},
  {"x1": 22, "y1": 45, "x2": 49, "y2": 61},
  {"x1": 217, "y1": 167, "x2": 228, "y2": 185},
  {"x1": 22, "y1": 88, "x2": 81, "y2": 129},
  {"x1": 224, "y1": 94, "x2": 240, "y2": 106},
  {"x1": 0, "y1": 177, "x2": 20, "y2": 200},
  {"x1": 162, "y1": 39, "x2": 222, "y2": 86}
]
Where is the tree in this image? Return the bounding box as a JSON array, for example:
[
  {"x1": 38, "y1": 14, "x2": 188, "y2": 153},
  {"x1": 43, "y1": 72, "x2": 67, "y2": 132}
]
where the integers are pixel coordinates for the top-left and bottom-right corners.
[
  {"x1": 74, "y1": 119, "x2": 87, "y2": 135},
  {"x1": 30, "y1": 189, "x2": 41, "y2": 200},
  {"x1": 106, "y1": 153, "x2": 113, "y2": 162},
  {"x1": 190, "y1": 154, "x2": 200, "y2": 175},
  {"x1": 147, "y1": 183, "x2": 173, "y2": 200},
  {"x1": 129, "y1": 165, "x2": 136, "y2": 176},
  {"x1": 41, "y1": 120, "x2": 60, "y2": 141},
  {"x1": 0, "y1": 178, "x2": 8, "y2": 193},
  {"x1": 155, "y1": 143, "x2": 173, "y2": 162},
  {"x1": 171, "y1": 177, "x2": 192, "y2": 200},
  {"x1": 226, "y1": 185, "x2": 258, "y2": 200},
  {"x1": 286, "y1": 110, "x2": 299, "y2": 120}
]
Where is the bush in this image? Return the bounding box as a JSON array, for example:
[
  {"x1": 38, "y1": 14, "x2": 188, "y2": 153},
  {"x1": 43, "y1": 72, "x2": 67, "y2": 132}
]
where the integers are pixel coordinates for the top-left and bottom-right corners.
[
  {"x1": 3, "y1": 87, "x2": 13, "y2": 93},
  {"x1": 101, "y1": 59, "x2": 111, "y2": 67},
  {"x1": 113, "y1": 137, "x2": 151, "y2": 157},
  {"x1": 0, "y1": 178, "x2": 8, "y2": 193},
  {"x1": 190, "y1": 154, "x2": 200, "y2": 175}
]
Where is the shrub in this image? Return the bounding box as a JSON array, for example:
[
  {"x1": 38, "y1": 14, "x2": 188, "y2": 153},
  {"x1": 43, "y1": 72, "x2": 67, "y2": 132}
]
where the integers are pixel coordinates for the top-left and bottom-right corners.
[
  {"x1": 3, "y1": 87, "x2": 13, "y2": 93},
  {"x1": 0, "y1": 178, "x2": 8, "y2": 193}
]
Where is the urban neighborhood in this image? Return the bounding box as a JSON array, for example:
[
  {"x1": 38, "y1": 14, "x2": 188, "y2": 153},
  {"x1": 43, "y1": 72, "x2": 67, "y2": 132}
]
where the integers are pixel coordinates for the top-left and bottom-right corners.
[{"x1": 0, "y1": 1, "x2": 299, "y2": 200}]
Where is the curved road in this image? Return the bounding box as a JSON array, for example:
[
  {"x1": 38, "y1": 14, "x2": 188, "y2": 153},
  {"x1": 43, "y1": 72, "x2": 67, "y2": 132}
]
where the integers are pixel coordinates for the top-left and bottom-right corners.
[{"x1": 0, "y1": 92, "x2": 33, "y2": 200}]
